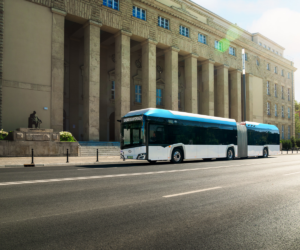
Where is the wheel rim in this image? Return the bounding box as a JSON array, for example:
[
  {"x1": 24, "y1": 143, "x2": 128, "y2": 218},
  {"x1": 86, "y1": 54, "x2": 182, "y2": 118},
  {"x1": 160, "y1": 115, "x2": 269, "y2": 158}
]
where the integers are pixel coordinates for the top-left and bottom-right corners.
[
  {"x1": 173, "y1": 151, "x2": 181, "y2": 162},
  {"x1": 228, "y1": 150, "x2": 233, "y2": 159}
]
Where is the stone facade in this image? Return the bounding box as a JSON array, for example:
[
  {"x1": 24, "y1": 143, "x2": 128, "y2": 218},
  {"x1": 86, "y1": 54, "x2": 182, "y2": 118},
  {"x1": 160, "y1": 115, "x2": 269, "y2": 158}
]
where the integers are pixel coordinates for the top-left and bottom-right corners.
[{"x1": 1, "y1": 0, "x2": 297, "y2": 141}]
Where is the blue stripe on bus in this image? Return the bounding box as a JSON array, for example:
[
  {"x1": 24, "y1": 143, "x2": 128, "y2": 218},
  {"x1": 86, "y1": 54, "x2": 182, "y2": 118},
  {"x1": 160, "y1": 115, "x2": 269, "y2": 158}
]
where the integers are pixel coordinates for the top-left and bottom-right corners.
[
  {"x1": 246, "y1": 123, "x2": 279, "y2": 132},
  {"x1": 144, "y1": 109, "x2": 236, "y2": 126}
]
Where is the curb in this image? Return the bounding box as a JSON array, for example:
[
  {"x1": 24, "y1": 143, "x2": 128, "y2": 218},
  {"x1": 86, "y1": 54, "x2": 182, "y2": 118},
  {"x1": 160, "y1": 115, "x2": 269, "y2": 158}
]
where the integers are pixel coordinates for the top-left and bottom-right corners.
[{"x1": 1, "y1": 161, "x2": 146, "y2": 168}]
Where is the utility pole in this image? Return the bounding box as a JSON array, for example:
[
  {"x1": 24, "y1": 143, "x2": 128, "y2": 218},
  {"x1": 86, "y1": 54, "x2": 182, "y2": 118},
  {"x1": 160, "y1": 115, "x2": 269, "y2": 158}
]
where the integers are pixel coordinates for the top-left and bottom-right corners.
[{"x1": 242, "y1": 49, "x2": 246, "y2": 121}]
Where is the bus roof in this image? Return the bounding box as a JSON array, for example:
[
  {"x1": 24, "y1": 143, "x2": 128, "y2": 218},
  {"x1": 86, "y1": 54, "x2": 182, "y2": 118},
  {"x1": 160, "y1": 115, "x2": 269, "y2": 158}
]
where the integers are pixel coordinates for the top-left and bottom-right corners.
[
  {"x1": 124, "y1": 108, "x2": 237, "y2": 126},
  {"x1": 244, "y1": 121, "x2": 279, "y2": 132}
]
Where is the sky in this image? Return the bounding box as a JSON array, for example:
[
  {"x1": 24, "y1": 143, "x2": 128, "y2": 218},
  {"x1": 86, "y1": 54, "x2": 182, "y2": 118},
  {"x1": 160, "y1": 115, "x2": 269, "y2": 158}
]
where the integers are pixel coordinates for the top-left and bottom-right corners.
[{"x1": 192, "y1": 0, "x2": 300, "y2": 102}]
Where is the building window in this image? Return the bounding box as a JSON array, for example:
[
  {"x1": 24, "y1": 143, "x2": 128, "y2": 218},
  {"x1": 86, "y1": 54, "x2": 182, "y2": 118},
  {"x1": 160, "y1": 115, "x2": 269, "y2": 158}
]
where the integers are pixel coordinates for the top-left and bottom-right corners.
[
  {"x1": 267, "y1": 102, "x2": 271, "y2": 116},
  {"x1": 288, "y1": 72, "x2": 290, "y2": 79},
  {"x1": 280, "y1": 53, "x2": 282, "y2": 57},
  {"x1": 245, "y1": 53, "x2": 248, "y2": 61},
  {"x1": 215, "y1": 40, "x2": 223, "y2": 51},
  {"x1": 256, "y1": 58, "x2": 260, "y2": 66},
  {"x1": 178, "y1": 92, "x2": 181, "y2": 109},
  {"x1": 274, "y1": 84, "x2": 277, "y2": 97},
  {"x1": 282, "y1": 106, "x2": 284, "y2": 118},
  {"x1": 276, "y1": 51, "x2": 279, "y2": 55},
  {"x1": 158, "y1": 16, "x2": 169, "y2": 30},
  {"x1": 263, "y1": 44, "x2": 267, "y2": 48},
  {"x1": 103, "y1": 0, "x2": 119, "y2": 10},
  {"x1": 135, "y1": 85, "x2": 142, "y2": 103},
  {"x1": 275, "y1": 104, "x2": 278, "y2": 117},
  {"x1": 179, "y1": 25, "x2": 189, "y2": 37},
  {"x1": 272, "y1": 49, "x2": 275, "y2": 53},
  {"x1": 267, "y1": 63, "x2": 270, "y2": 70},
  {"x1": 281, "y1": 69, "x2": 284, "y2": 76},
  {"x1": 156, "y1": 89, "x2": 162, "y2": 106},
  {"x1": 259, "y1": 42, "x2": 262, "y2": 46},
  {"x1": 198, "y1": 34, "x2": 207, "y2": 44},
  {"x1": 111, "y1": 81, "x2": 115, "y2": 99},
  {"x1": 268, "y1": 47, "x2": 271, "y2": 50},
  {"x1": 288, "y1": 107, "x2": 291, "y2": 119},
  {"x1": 229, "y1": 47, "x2": 236, "y2": 56},
  {"x1": 282, "y1": 125, "x2": 285, "y2": 139},
  {"x1": 267, "y1": 81, "x2": 270, "y2": 95},
  {"x1": 288, "y1": 126, "x2": 291, "y2": 139},
  {"x1": 288, "y1": 89, "x2": 290, "y2": 101},
  {"x1": 281, "y1": 86, "x2": 284, "y2": 99},
  {"x1": 132, "y1": 6, "x2": 146, "y2": 21},
  {"x1": 274, "y1": 66, "x2": 278, "y2": 74}
]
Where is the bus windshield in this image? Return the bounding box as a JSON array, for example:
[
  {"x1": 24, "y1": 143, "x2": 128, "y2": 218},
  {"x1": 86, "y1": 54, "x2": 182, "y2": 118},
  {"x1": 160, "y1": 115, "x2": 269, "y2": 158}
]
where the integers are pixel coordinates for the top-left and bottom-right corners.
[{"x1": 121, "y1": 121, "x2": 144, "y2": 149}]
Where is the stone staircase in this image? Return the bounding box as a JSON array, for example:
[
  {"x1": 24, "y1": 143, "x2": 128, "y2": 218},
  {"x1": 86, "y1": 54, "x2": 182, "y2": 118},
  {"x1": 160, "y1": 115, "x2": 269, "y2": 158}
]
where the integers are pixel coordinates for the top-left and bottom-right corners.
[{"x1": 78, "y1": 142, "x2": 120, "y2": 157}]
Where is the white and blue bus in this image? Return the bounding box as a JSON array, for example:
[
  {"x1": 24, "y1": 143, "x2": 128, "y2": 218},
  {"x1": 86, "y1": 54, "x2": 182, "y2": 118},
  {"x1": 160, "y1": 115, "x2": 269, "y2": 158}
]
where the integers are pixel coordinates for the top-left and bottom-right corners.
[{"x1": 120, "y1": 108, "x2": 280, "y2": 163}]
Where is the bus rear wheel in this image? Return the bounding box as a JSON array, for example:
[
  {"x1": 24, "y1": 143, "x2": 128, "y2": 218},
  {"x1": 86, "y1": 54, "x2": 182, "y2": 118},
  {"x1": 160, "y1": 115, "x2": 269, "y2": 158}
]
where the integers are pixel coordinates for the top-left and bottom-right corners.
[
  {"x1": 171, "y1": 148, "x2": 183, "y2": 164},
  {"x1": 263, "y1": 148, "x2": 268, "y2": 158},
  {"x1": 226, "y1": 148, "x2": 234, "y2": 160}
]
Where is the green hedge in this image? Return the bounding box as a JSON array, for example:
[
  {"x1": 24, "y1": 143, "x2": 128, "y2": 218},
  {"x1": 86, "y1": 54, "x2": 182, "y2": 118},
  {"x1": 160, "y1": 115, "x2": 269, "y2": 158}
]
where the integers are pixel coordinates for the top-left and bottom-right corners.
[
  {"x1": 282, "y1": 140, "x2": 292, "y2": 150},
  {"x1": 59, "y1": 131, "x2": 76, "y2": 142},
  {"x1": 0, "y1": 130, "x2": 13, "y2": 141},
  {"x1": 296, "y1": 139, "x2": 300, "y2": 147}
]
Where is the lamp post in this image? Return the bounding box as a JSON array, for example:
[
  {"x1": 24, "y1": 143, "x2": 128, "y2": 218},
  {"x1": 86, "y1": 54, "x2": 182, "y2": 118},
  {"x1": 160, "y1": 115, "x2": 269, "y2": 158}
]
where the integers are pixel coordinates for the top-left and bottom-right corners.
[{"x1": 242, "y1": 49, "x2": 246, "y2": 121}]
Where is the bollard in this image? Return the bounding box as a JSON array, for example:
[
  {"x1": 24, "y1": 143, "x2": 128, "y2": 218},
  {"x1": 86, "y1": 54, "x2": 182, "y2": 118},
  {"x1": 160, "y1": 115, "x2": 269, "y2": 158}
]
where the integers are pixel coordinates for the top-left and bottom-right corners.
[
  {"x1": 31, "y1": 149, "x2": 34, "y2": 164},
  {"x1": 67, "y1": 149, "x2": 69, "y2": 163},
  {"x1": 96, "y1": 149, "x2": 99, "y2": 162}
]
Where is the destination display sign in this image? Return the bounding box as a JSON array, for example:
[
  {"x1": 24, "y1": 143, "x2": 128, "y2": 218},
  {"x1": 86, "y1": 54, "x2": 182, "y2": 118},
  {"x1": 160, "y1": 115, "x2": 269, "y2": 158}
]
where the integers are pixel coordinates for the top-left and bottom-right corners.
[{"x1": 123, "y1": 116, "x2": 143, "y2": 123}]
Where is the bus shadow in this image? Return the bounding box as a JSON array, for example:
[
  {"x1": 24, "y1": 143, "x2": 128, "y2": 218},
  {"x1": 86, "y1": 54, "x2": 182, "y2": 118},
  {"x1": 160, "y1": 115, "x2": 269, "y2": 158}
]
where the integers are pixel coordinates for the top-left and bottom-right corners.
[{"x1": 75, "y1": 156, "x2": 277, "y2": 169}]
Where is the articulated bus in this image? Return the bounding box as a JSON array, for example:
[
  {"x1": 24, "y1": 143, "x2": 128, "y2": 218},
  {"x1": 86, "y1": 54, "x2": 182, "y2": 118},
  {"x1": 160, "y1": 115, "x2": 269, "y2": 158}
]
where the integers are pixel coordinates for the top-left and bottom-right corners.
[{"x1": 120, "y1": 108, "x2": 280, "y2": 163}]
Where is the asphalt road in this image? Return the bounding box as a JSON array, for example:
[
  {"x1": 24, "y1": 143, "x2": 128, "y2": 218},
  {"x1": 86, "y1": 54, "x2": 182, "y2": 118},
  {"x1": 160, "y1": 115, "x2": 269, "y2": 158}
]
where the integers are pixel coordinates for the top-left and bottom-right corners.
[{"x1": 1, "y1": 155, "x2": 300, "y2": 250}]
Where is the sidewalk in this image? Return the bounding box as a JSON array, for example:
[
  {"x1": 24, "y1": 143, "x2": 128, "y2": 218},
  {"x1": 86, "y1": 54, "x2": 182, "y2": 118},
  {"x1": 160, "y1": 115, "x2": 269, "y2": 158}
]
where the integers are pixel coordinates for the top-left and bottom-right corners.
[{"x1": 0, "y1": 156, "x2": 145, "y2": 168}]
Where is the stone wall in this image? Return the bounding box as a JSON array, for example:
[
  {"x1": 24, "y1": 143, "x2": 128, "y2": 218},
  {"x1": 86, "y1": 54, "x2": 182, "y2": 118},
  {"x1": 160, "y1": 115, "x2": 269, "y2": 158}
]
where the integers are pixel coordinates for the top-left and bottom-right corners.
[{"x1": 0, "y1": 140, "x2": 78, "y2": 157}]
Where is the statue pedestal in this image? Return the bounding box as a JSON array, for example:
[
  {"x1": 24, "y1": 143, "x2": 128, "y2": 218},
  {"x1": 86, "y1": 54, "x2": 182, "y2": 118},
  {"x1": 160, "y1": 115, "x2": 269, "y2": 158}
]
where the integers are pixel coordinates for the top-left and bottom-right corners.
[
  {"x1": 14, "y1": 128, "x2": 60, "y2": 142},
  {"x1": 0, "y1": 129, "x2": 79, "y2": 157}
]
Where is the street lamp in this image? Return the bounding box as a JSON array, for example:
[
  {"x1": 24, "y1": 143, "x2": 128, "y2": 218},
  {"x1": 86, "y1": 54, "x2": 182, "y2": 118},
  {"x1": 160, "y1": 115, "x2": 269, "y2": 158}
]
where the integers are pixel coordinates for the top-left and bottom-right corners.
[{"x1": 242, "y1": 49, "x2": 246, "y2": 121}]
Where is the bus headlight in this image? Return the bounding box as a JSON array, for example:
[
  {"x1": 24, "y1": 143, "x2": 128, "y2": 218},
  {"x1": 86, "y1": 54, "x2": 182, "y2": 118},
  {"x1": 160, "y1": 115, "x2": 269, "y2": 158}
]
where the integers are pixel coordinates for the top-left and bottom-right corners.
[{"x1": 137, "y1": 153, "x2": 146, "y2": 160}]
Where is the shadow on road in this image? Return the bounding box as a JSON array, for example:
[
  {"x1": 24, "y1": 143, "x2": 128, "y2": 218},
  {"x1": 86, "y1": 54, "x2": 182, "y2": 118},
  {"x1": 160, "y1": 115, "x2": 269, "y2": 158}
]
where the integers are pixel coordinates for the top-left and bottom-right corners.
[{"x1": 75, "y1": 156, "x2": 275, "y2": 169}]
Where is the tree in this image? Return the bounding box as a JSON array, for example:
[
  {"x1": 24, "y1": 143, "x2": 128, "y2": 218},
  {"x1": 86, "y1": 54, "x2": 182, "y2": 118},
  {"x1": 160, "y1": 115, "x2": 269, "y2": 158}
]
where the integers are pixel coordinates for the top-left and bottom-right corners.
[
  {"x1": 296, "y1": 113, "x2": 300, "y2": 139},
  {"x1": 295, "y1": 100, "x2": 300, "y2": 111}
]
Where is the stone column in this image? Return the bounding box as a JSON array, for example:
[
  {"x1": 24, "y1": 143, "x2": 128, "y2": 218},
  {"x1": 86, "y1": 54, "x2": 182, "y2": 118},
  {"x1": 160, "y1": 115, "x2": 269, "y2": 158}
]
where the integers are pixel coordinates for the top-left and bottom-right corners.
[
  {"x1": 246, "y1": 73, "x2": 253, "y2": 121},
  {"x1": 230, "y1": 70, "x2": 242, "y2": 122},
  {"x1": 115, "y1": 30, "x2": 132, "y2": 141},
  {"x1": 69, "y1": 38, "x2": 81, "y2": 139},
  {"x1": 165, "y1": 46, "x2": 179, "y2": 110},
  {"x1": 83, "y1": 20, "x2": 102, "y2": 141},
  {"x1": 215, "y1": 65, "x2": 229, "y2": 118},
  {"x1": 51, "y1": 9, "x2": 66, "y2": 132},
  {"x1": 142, "y1": 39, "x2": 157, "y2": 109},
  {"x1": 201, "y1": 59, "x2": 215, "y2": 116},
  {"x1": 184, "y1": 53, "x2": 198, "y2": 113}
]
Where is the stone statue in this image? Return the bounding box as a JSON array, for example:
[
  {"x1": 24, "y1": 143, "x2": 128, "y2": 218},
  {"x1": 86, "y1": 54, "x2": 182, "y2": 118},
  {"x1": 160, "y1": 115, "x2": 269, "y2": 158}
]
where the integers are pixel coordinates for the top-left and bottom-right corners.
[{"x1": 28, "y1": 111, "x2": 42, "y2": 129}]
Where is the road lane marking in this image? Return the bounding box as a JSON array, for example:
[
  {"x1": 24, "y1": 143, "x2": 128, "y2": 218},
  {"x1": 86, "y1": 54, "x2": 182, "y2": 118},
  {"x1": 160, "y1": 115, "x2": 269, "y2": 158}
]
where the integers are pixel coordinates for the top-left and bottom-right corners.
[
  {"x1": 163, "y1": 187, "x2": 222, "y2": 198},
  {"x1": 1, "y1": 160, "x2": 300, "y2": 186},
  {"x1": 284, "y1": 171, "x2": 300, "y2": 176},
  {"x1": 0, "y1": 165, "x2": 241, "y2": 186}
]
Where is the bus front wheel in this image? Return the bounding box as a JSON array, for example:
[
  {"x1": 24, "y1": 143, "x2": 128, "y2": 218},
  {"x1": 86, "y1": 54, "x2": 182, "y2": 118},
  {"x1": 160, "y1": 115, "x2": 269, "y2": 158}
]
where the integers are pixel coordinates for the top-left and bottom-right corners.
[
  {"x1": 171, "y1": 148, "x2": 183, "y2": 164},
  {"x1": 226, "y1": 148, "x2": 234, "y2": 160}
]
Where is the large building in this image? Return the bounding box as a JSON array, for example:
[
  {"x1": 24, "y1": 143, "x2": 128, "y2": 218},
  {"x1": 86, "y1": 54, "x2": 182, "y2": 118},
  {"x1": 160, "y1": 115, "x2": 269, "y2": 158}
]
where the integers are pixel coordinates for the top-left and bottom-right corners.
[{"x1": 1, "y1": 0, "x2": 297, "y2": 141}]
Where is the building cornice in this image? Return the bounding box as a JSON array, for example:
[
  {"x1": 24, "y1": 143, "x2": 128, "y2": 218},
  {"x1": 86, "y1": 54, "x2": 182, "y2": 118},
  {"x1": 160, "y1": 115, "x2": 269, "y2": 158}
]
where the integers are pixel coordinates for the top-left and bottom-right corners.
[{"x1": 51, "y1": 8, "x2": 67, "y2": 16}]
